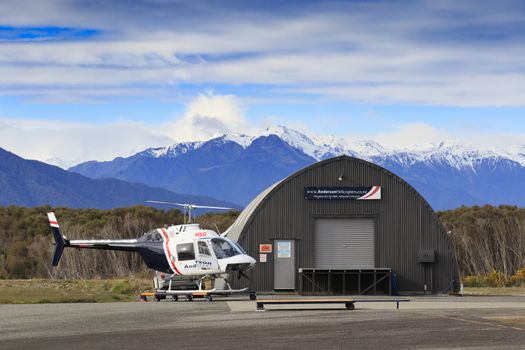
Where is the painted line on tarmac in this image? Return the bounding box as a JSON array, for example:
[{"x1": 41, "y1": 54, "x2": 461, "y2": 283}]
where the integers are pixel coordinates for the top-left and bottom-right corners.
[{"x1": 414, "y1": 312, "x2": 525, "y2": 332}]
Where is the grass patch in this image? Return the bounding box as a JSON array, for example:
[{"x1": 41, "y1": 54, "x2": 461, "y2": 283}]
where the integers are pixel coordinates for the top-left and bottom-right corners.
[
  {"x1": 111, "y1": 280, "x2": 132, "y2": 294},
  {"x1": 487, "y1": 316, "x2": 525, "y2": 326},
  {"x1": 0, "y1": 278, "x2": 153, "y2": 304}
]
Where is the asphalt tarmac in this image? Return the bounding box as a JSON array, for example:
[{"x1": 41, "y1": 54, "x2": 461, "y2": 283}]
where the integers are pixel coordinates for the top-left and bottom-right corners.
[{"x1": 1, "y1": 296, "x2": 525, "y2": 350}]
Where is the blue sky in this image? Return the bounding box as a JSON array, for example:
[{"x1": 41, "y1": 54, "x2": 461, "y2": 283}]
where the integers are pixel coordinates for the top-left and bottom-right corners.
[{"x1": 0, "y1": 0, "x2": 524, "y2": 166}]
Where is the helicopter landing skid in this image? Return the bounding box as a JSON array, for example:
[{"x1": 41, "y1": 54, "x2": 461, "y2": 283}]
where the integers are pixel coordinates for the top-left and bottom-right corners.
[
  {"x1": 146, "y1": 275, "x2": 256, "y2": 302},
  {"x1": 208, "y1": 287, "x2": 248, "y2": 295},
  {"x1": 149, "y1": 287, "x2": 253, "y2": 302}
]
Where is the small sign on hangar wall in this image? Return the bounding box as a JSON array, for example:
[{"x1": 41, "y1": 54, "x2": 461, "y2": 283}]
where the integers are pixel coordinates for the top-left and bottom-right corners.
[
  {"x1": 259, "y1": 254, "x2": 267, "y2": 263},
  {"x1": 259, "y1": 244, "x2": 272, "y2": 253}
]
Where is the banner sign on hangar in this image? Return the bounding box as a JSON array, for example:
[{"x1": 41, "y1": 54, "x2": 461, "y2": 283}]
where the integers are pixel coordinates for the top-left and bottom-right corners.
[{"x1": 304, "y1": 186, "x2": 381, "y2": 200}]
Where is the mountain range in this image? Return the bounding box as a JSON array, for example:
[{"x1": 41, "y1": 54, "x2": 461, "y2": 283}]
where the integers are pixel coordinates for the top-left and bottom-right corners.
[
  {"x1": 69, "y1": 125, "x2": 525, "y2": 210},
  {"x1": 0, "y1": 147, "x2": 237, "y2": 209}
]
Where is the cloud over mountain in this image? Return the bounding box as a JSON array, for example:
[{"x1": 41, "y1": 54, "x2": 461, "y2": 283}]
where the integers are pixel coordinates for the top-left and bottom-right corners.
[
  {"x1": 0, "y1": 118, "x2": 173, "y2": 168},
  {"x1": 165, "y1": 92, "x2": 256, "y2": 142}
]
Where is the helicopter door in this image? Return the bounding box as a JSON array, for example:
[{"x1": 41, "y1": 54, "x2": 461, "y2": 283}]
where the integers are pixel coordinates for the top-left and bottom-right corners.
[{"x1": 195, "y1": 240, "x2": 218, "y2": 271}]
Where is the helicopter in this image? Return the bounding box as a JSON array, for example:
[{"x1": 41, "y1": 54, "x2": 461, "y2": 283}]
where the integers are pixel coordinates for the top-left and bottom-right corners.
[{"x1": 48, "y1": 202, "x2": 256, "y2": 301}]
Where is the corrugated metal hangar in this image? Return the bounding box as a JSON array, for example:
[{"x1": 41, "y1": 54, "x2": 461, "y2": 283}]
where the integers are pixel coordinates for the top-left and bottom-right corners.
[{"x1": 227, "y1": 155, "x2": 460, "y2": 295}]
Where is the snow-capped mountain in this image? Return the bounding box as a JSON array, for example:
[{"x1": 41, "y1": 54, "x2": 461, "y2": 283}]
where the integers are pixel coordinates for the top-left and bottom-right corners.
[
  {"x1": 502, "y1": 145, "x2": 525, "y2": 166},
  {"x1": 132, "y1": 125, "x2": 524, "y2": 168},
  {"x1": 69, "y1": 125, "x2": 525, "y2": 210},
  {"x1": 137, "y1": 141, "x2": 204, "y2": 158}
]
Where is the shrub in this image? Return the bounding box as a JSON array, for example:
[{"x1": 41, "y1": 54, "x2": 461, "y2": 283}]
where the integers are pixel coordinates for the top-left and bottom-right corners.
[
  {"x1": 484, "y1": 270, "x2": 508, "y2": 287},
  {"x1": 509, "y1": 266, "x2": 525, "y2": 286},
  {"x1": 463, "y1": 275, "x2": 484, "y2": 287},
  {"x1": 463, "y1": 267, "x2": 525, "y2": 287}
]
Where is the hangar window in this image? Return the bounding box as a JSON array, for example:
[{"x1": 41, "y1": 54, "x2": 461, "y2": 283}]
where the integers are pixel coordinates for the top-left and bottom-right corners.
[{"x1": 176, "y1": 243, "x2": 195, "y2": 261}]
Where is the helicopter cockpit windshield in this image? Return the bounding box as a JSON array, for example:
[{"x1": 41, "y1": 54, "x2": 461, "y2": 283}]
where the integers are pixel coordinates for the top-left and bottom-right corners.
[{"x1": 210, "y1": 238, "x2": 246, "y2": 259}]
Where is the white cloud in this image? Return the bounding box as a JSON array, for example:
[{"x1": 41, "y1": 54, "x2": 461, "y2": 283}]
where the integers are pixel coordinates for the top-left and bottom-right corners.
[
  {"x1": 0, "y1": 118, "x2": 172, "y2": 168},
  {"x1": 349, "y1": 121, "x2": 525, "y2": 152},
  {"x1": 457, "y1": 131, "x2": 525, "y2": 152},
  {"x1": 164, "y1": 92, "x2": 256, "y2": 141},
  {"x1": 0, "y1": 1, "x2": 524, "y2": 106},
  {"x1": 0, "y1": 93, "x2": 258, "y2": 167},
  {"x1": 371, "y1": 123, "x2": 451, "y2": 150}
]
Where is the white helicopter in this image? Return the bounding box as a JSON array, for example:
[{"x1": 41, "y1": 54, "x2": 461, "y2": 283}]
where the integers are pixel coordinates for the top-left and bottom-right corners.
[{"x1": 48, "y1": 201, "x2": 256, "y2": 301}]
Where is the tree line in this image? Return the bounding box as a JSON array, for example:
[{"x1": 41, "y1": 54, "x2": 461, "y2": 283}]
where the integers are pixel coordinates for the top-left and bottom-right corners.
[
  {"x1": 0, "y1": 205, "x2": 524, "y2": 283},
  {"x1": 438, "y1": 205, "x2": 525, "y2": 285}
]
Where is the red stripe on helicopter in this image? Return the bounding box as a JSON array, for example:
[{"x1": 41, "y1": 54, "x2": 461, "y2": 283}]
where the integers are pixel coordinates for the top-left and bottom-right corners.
[
  {"x1": 160, "y1": 228, "x2": 183, "y2": 275},
  {"x1": 49, "y1": 220, "x2": 59, "y2": 227}
]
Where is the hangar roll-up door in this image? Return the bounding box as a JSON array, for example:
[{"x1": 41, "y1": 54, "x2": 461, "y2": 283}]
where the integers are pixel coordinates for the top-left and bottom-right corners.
[{"x1": 314, "y1": 218, "x2": 375, "y2": 268}]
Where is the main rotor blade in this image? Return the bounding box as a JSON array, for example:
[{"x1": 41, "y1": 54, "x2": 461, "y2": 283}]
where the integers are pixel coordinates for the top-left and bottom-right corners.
[
  {"x1": 147, "y1": 201, "x2": 233, "y2": 210},
  {"x1": 191, "y1": 205, "x2": 234, "y2": 210},
  {"x1": 146, "y1": 200, "x2": 187, "y2": 207}
]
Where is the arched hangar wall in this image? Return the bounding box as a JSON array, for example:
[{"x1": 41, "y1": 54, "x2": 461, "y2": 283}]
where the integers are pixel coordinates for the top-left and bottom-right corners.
[{"x1": 231, "y1": 156, "x2": 460, "y2": 293}]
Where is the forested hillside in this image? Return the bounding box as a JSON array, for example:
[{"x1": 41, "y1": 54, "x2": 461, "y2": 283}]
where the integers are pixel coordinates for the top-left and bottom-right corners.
[{"x1": 0, "y1": 205, "x2": 524, "y2": 284}]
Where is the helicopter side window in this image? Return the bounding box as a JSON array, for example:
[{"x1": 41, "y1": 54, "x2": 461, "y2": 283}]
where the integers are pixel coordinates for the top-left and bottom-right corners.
[
  {"x1": 198, "y1": 241, "x2": 211, "y2": 256},
  {"x1": 176, "y1": 243, "x2": 195, "y2": 261}
]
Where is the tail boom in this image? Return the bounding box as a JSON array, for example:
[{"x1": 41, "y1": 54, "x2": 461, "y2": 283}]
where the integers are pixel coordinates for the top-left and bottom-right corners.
[
  {"x1": 48, "y1": 212, "x2": 140, "y2": 267},
  {"x1": 67, "y1": 239, "x2": 139, "y2": 251}
]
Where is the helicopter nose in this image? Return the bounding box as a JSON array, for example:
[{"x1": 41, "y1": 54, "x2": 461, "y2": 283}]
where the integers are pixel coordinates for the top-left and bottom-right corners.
[
  {"x1": 248, "y1": 255, "x2": 256, "y2": 268},
  {"x1": 242, "y1": 254, "x2": 256, "y2": 270},
  {"x1": 225, "y1": 255, "x2": 257, "y2": 272}
]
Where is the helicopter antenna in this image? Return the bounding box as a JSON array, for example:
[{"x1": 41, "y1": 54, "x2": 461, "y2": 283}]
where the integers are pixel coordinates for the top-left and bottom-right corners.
[{"x1": 146, "y1": 201, "x2": 233, "y2": 224}]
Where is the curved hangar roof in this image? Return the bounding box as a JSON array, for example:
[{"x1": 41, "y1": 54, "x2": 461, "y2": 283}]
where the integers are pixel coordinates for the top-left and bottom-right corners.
[
  {"x1": 225, "y1": 180, "x2": 282, "y2": 241},
  {"x1": 227, "y1": 155, "x2": 460, "y2": 293},
  {"x1": 227, "y1": 155, "x2": 438, "y2": 242}
]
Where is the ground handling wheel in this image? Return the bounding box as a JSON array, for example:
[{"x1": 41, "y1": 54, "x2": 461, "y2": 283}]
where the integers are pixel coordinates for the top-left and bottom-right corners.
[
  {"x1": 171, "y1": 295, "x2": 178, "y2": 302},
  {"x1": 186, "y1": 294, "x2": 193, "y2": 301},
  {"x1": 205, "y1": 295, "x2": 213, "y2": 302},
  {"x1": 155, "y1": 294, "x2": 162, "y2": 302},
  {"x1": 249, "y1": 293, "x2": 257, "y2": 301},
  {"x1": 345, "y1": 302, "x2": 355, "y2": 310}
]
